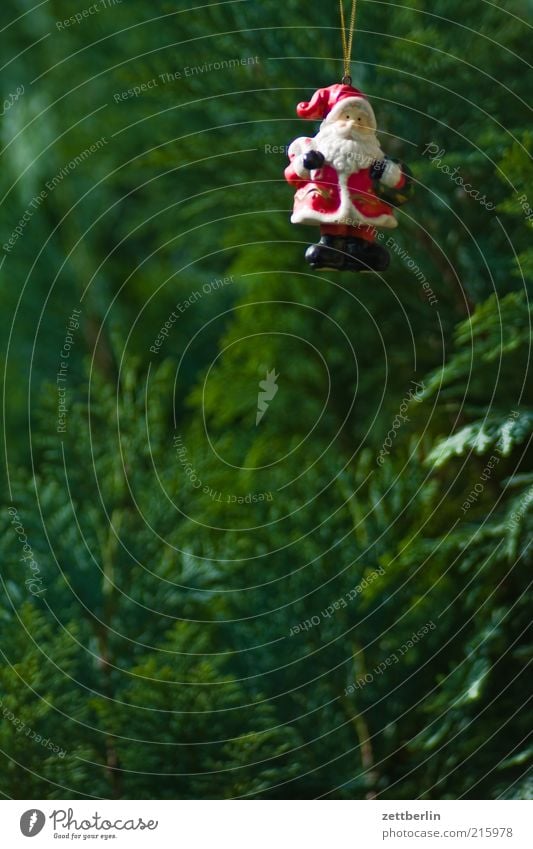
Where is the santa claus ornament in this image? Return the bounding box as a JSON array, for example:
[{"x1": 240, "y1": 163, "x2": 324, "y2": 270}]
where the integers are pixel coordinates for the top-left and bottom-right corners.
[{"x1": 285, "y1": 2, "x2": 412, "y2": 272}]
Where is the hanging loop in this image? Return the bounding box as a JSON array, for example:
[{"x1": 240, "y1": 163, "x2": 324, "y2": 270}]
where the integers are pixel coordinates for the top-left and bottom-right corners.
[{"x1": 339, "y1": 0, "x2": 358, "y2": 84}]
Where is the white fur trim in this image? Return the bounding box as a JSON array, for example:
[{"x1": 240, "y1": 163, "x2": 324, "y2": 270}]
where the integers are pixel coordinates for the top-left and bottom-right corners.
[
  {"x1": 381, "y1": 160, "x2": 402, "y2": 188},
  {"x1": 293, "y1": 156, "x2": 310, "y2": 179},
  {"x1": 288, "y1": 137, "x2": 312, "y2": 157},
  {"x1": 291, "y1": 209, "x2": 398, "y2": 228},
  {"x1": 288, "y1": 137, "x2": 314, "y2": 177},
  {"x1": 291, "y1": 171, "x2": 397, "y2": 228}
]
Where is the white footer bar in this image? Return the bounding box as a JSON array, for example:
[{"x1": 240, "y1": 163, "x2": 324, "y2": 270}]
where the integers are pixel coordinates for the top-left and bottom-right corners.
[{"x1": 1, "y1": 800, "x2": 531, "y2": 848}]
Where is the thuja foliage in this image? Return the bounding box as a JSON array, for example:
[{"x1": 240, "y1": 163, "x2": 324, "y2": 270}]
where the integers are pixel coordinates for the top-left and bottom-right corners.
[{"x1": 0, "y1": 0, "x2": 531, "y2": 799}]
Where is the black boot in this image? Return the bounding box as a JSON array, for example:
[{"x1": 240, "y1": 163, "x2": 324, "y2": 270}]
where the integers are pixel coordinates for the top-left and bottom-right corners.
[
  {"x1": 345, "y1": 237, "x2": 390, "y2": 272},
  {"x1": 305, "y1": 235, "x2": 363, "y2": 271}
]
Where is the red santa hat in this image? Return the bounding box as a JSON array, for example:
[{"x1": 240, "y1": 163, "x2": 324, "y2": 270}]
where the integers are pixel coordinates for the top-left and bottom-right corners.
[{"x1": 297, "y1": 83, "x2": 376, "y2": 130}]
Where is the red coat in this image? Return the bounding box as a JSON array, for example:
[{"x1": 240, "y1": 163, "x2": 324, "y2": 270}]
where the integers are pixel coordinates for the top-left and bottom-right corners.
[{"x1": 285, "y1": 137, "x2": 406, "y2": 230}]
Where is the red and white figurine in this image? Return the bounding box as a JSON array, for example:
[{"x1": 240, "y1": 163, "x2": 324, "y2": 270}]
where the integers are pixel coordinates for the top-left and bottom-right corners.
[{"x1": 285, "y1": 83, "x2": 412, "y2": 272}]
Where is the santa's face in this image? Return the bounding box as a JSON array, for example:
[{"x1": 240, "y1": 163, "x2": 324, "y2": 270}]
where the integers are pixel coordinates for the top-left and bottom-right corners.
[
  {"x1": 331, "y1": 103, "x2": 376, "y2": 138},
  {"x1": 313, "y1": 108, "x2": 384, "y2": 174}
]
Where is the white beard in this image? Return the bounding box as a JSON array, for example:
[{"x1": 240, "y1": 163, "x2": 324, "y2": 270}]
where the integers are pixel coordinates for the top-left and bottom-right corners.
[{"x1": 313, "y1": 124, "x2": 384, "y2": 174}]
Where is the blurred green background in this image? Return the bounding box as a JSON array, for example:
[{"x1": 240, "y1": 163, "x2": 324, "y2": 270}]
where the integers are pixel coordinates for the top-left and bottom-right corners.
[{"x1": 0, "y1": 0, "x2": 531, "y2": 799}]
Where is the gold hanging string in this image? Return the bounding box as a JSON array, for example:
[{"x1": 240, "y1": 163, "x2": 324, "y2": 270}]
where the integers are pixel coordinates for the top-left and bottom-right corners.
[{"x1": 339, "y1": 0, "x2": 358, "y2": 84}]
